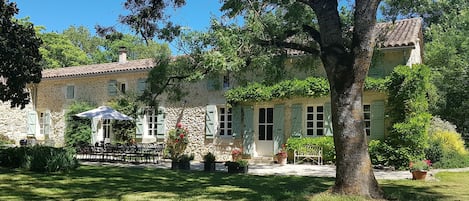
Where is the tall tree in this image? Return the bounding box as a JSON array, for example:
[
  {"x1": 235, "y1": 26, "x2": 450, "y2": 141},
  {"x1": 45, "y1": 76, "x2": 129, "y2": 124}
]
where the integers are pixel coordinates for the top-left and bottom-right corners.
[
  {"x1": 0, "y1": 0, "x2": 42, "y2": 108},
  {"x1": 39, "y1": 32, "x2": 92, "y2": 68},
  {"x1": 122, "y1": 0, "x2": 384, "y2": 198}
]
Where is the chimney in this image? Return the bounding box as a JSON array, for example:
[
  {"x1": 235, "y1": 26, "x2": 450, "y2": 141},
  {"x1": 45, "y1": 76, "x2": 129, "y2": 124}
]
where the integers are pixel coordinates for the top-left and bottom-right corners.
[{"x1": 118, "y1": 46, "x2": 127, "y2": 63}]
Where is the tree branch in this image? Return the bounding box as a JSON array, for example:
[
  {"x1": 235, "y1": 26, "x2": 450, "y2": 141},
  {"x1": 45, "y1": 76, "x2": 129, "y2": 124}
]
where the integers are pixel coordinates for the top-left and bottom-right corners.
[{"x1": 256, "y1": 39, "x2": 320, "y2": 55}]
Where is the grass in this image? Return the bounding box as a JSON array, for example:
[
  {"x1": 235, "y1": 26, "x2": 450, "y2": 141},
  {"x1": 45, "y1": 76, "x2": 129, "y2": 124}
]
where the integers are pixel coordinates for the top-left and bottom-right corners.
[{"x1": 0, "y1": 165, "x2": 468, "y2": 201}]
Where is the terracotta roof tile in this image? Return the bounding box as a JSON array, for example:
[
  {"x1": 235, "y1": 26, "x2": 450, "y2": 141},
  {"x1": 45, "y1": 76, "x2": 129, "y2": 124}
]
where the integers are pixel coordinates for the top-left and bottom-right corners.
[
  {"x1": 42, "y1": 58, "x2": 154, "y2": 79},
  {"x1": 375, "y1": 17, "x2": 422, "y2": 48},
  {"x1": 42, "y1": 19, "x2": 422, "y2": 79}
]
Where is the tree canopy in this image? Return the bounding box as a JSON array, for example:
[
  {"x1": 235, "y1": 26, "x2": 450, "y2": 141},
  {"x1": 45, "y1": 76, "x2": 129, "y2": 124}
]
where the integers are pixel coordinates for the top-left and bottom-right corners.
[{"x1": 0, "y1": 0, "x2": 42, "y2": 108}]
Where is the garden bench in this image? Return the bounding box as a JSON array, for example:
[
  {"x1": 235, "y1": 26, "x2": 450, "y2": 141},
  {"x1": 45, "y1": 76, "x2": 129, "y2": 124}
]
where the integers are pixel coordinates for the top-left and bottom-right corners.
[{"x1": 294, "y1": 144, "x2": 323, "y2": 165}]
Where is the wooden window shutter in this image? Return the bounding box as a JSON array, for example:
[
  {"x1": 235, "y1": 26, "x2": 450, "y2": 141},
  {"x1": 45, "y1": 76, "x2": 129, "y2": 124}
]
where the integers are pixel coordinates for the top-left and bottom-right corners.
[
  {"x1": 156, "y1": 107, "x2": 166, "y2": 139},
  {"x1": 273, "y1": 104, "x2": 285, "y2": 154},
  {"x1": 242, "y1": 106, "x2": 254, "y2": 155},
  {"x1": 27, "y1": 111, "x2": 37, "y2": 136},
  {"x1": 135, "y1": 109, "x2": 143, "y2": 139},
  {"x1": 66, "y1": 85, "x2": 74, "y2": 99},
  {"x1": 291, "y1": 104, "x2": 303, "y2": 137},
  {"x1": 324, "y1": 102, "x2": 333, "y2": 136},
  {"x1": 108, "y1": 80, "x2": 118, "y2": 96},
  {"x1": 370, "y1": 100, "x2": 385, "y2": 140},
  {"x1": 231, "y1": 105, "x2": 242, "y2": 138},
  {"x1": 205, "y1": 105, "x2": 217, "y2": 139},
  {"x1": 206, "y1": 75, "x2": 220, "y2": 91},
  {"x1": 137, "y1": 78, "x2": 146, "y2": 95},
  {"x1": 44, "y1": 111, "x2": 51, "y2": 136}
]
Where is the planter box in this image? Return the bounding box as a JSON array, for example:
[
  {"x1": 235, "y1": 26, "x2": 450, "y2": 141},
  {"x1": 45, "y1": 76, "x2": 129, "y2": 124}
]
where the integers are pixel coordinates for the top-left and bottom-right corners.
[
  {"x1": 203, "y1": 162, "x2": 216, "y2": 172},
  {"x1": 412, "y1": 170, "x2": 427, "y2": 180}
]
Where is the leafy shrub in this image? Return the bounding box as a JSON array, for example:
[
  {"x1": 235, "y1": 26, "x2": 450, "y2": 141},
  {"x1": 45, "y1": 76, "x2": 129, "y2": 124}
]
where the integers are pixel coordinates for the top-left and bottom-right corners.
[
  {"x1": 286, "y1": 136, "x2": 335, "y2": 163},
  {"x1": 0, "y1": 146, "x2": 78, "y2": 173},
  {"x1": 368, "y1": 140, "x2": 413, "y2": 169},
  {"x1": 65, "y1": 101, "x2": 95, "y2": 147},
  {"x1": 0, "y1": 147, "x2": 30, "y2": 168}
]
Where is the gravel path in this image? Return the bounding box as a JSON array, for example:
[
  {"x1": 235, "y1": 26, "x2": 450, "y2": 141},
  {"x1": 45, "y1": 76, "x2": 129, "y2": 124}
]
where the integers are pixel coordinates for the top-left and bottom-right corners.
[{"x1": 80, "y1": 160, "x2": 469, "y2": 180}]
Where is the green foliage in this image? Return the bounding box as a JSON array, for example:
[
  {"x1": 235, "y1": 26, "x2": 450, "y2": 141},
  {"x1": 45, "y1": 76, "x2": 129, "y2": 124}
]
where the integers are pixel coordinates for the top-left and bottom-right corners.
[
  {"x1": 203, "y1": 152, "x2": 216, "y2": 163},
  {"x1": 0, "y1": 146, "x2": 78, "y2": 173},
  {"x1": 424, "y1": 6, "x2": 469, "y2": 142},
  {"x1": 65, "y1": 101, "x2": 95, "y2": 147},
  {"x1": 165, "y1": 124, "x2": 189, "y2": 161},
  {"x1": 0, "y1": 1, "x2": 42, "y2": 108},
  {"x1": 426, "y1": 124, "x2": 469, "y2": 168},
  {"x1": 107, "y1": 92, "x2": 141, "y2": 143},
  {"x1": 226, "y1": 76, "x2": 388, "y2": 104},
  {"x1": 367, "y1": 65, "x2": 436, "y2": 169},
  {"x1": 39, "y1": 32, "x2": 92, "y2": 68},
  {"x1": 286, "y1": 136, "x2": 335, "y2": 163}
]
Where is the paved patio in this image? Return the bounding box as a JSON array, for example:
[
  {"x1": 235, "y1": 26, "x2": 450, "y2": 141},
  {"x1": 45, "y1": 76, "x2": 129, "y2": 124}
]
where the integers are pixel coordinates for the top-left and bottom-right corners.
[{"x1": 80, "y1": 160, "x2": 448, "y2": 180}]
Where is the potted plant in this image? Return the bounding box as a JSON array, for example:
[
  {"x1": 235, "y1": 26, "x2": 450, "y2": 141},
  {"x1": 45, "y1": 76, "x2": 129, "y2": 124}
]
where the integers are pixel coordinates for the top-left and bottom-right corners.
[
  {"x1": 203, "y1": 152, "x2": 216, "y2": 172},
  {"x1": 231, "y1": 148, "x2": 242, "y2": 161},
  {"x1": 177, "y1": 154, "x2": 194, "y2": 170},
  {"x1": 225, "y1": 159, "x2": 249, "y2": 173},
  {"x1": 276, "y1": 144, "x2": 288, "y2": 165},
  {"x1": 409, "y1": 159, "x2": 431, "y2": 180},
  {"x1": 166, "y1": 122, "x2": 190, "y2": 170}
]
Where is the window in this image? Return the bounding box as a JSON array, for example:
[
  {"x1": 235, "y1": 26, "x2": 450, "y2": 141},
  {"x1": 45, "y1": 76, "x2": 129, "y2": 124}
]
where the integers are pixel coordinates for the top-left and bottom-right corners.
[
  {"x1": 120, "y1": 82, "x2": 126, "y2": 94},
  {"x1": 306, "y1": 105, "x2": 324, "y2": 136},
  {"x1": 223, "y1": 74, "x2": 230, "y2": 90},
  {"x1": 258, "y1": 107, "x2": 273, "y2": 140},
  {"x1": 39, "y1": 112, "x2": 51, "y2": 136},
  {"x1": 364, "y1": 104, "x2": 371, "y2": 136},
  {"x1": 66, "y1": 85, "x2": 74, "y2": 99},
  {"x1": 146, "y1": 108, "x2": 157, "y2": 136},
  {"x1": 103, "y1": 119, "x2": 111, "y2": 140},
  {"x1": 219, "y1": 107, "x2": 232, "y2": 136}
]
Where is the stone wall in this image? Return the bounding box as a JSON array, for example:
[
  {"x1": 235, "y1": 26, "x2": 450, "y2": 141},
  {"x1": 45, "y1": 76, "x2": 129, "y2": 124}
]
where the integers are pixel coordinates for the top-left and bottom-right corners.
[{"x1": 0, "y1": 102, "x2": 31, "y2": 145}]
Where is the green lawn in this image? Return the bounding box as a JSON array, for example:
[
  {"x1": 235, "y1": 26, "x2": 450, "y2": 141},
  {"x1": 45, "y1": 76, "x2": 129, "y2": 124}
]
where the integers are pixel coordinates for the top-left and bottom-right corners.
[{"x1": 0, "y1": 165, "x2": 468, "y2": 201}]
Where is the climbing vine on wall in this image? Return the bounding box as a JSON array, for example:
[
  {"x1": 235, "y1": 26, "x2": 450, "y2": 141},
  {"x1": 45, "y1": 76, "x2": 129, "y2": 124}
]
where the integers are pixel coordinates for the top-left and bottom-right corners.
[{"x1": 225, "y1": 76, "x2": 389, "y2": 104}]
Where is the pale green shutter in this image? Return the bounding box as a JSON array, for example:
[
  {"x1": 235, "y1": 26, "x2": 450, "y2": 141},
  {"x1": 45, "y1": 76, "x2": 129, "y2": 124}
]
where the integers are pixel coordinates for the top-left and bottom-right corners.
[
  {"x1": 291, "y1": 104, "x2": 303, "y2": 137},
  {"x1": 156, "y1": 107, "x2": 165, "y2": 139},
  {"x1": 273, "y1": 104, "x2": 285, "y2": 154},
  {"x1": 324, "y1": 102, "x2": 333, "y2": 136},
  {"x1": 243, "y1": 106, "x2": 254, "y2": 155},
  {"x1": 108, "y1": 80, "x2": 117, "y2": 96},
  {"x1": 232, "y1": 105, "x2": 242, "y2": 138},
  {"x1": 44, "y1": 111, "x2": 51, "y2": 136},
  {"x1": 92, "y1": 118, "x2": 99, "y2": 144},
  {"x1": 66, "y1": 85, "x2": 74, "y2": 99},
  {"x1": 135, "y1": 109, "x2": 143, "y2": 139},
  {"x1": 206, "y1": 76, "x2": 220, "y2": 91},
  {"x1": 27, "y1": 111, "x2": 37, "y2": 136},
  {"x1": 371, "y1": 100, "x2": 385, "y2": 140},
  {"x1": 137, "y1": 78, "x2": 146, "y2": 95},
  {"x1": 205, "y1": 105, "x2": 217, "y2": 139}
]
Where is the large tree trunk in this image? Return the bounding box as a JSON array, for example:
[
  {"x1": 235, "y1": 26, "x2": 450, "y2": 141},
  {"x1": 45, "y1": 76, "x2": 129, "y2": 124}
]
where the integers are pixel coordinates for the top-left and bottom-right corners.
[{"x1": 310, "y1": 0, "x2": 383, "y2": 198}]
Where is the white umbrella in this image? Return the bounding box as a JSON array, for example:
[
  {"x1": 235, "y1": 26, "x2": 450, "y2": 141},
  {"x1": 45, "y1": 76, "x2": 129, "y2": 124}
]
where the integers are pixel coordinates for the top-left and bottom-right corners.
[{"x1": 75, "y1": 106, "x2": 133, "y2": 120}]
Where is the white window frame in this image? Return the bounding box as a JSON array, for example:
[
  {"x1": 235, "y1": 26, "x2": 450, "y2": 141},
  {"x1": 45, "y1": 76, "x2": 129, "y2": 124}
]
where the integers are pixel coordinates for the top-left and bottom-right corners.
[
  {"x1": 218, "y1": 106, "x2": 232, "y2": 137},
  {"x1": 39, "y1": 112, "x2": 51, "y2": 136},
  {"x1": 363, "y1": 104, "x2": 371, "y2": 136},
  {"x1": 305, "y1": 105, "x2": 324, "y2": 136},
  {"x1": 145, "y1": 107, "x2": 157, "y2": 136},
  {"x1": 258, "y1": 107, "x2": 274, "y2": 141},
  {"x1": 103, "y1": 119, "x2": 112, "y2": 141}
]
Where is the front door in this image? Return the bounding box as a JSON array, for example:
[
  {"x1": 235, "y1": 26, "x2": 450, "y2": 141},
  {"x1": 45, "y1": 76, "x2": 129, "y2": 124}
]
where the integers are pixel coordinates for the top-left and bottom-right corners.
[{"x1": 256, "y1": 107, "x2": 274, "y2": 156}]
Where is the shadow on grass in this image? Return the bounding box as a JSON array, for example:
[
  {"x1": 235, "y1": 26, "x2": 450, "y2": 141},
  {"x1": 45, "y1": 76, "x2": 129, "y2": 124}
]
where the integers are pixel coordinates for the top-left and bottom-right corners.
[{"x1": 0, "y1": 165, "x2": 333, "y2": 201}]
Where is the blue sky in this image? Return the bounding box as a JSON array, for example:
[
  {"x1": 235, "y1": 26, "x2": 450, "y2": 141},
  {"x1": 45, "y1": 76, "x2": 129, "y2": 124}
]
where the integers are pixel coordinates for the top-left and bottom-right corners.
[{"x1": 12, "y1": 0, "x2": 224, "y2": 33}]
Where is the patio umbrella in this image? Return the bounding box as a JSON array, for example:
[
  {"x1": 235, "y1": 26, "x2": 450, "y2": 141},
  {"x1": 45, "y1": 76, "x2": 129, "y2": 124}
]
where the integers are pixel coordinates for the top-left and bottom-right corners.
[
  {"x1": 75, "y1": 106, "x2": 133, "y2": 120},
  {"x1": 76, "y1": 106, "x2": 133, "y2": 145}
]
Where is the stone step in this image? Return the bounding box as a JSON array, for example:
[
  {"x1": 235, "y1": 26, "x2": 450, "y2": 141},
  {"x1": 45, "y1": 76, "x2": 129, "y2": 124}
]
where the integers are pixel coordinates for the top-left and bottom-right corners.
[{"x1": 249, "y1": 156, "x2": 275, "y2": 164}]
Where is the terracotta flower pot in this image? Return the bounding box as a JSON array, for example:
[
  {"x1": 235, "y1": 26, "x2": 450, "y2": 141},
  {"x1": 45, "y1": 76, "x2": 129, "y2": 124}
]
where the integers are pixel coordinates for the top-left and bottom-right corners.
[
  {"x1": 412, "y1": 170, "x2": 427, "y2": 180},
  {"x1": 278, "y1": 157, "x2": 287, "y2": 165}
]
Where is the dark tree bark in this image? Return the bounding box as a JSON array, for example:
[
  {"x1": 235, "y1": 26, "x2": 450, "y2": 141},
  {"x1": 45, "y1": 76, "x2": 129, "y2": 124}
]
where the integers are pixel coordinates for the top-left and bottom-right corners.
[{"x1": 310, "y1": 0, "x2": 383, "y2": 198}]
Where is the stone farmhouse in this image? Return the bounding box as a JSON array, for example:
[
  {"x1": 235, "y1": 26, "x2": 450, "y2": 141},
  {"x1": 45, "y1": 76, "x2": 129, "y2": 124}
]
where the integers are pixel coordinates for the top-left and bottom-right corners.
[{"x1": 0, "y1": 18, "x2": 423, "y2": 160}]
